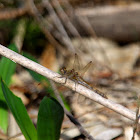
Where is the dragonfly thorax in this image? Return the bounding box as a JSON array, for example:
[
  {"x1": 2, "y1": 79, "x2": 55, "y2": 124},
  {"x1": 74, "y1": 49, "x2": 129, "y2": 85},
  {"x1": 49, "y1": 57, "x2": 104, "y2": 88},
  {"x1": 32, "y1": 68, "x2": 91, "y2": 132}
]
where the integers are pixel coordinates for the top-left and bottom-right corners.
[
  {"x1": 60, "y1": 67, "x2": 67, "y2": 75},
  {"x1": 70, "y1": 69, "x2": 75, "y2": 73}
]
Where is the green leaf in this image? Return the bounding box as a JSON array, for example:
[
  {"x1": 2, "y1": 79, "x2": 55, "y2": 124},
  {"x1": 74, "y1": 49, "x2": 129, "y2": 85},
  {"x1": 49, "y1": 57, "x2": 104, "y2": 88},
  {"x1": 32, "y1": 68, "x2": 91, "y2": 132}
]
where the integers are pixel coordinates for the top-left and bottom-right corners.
[
  {"x1": 1, "y1": 79, "x2": 37, "y2": 140},
  {"x1": 0, "y1": 98, "x2": 8, "y2": 133},
  {"x1": 37, "y1": 97, "x2": 64, "y2": 140},
  {"x1": 0, "y1": 44, "x2": 18, "y2": 133}
]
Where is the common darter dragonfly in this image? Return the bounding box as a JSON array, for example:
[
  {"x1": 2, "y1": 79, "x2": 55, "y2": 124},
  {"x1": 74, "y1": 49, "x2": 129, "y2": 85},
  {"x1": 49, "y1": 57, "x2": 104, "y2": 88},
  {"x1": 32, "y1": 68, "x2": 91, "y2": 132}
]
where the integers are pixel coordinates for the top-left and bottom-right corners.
[{"x1": 60, "y1": 54, "x2": 107, "y2": 99}]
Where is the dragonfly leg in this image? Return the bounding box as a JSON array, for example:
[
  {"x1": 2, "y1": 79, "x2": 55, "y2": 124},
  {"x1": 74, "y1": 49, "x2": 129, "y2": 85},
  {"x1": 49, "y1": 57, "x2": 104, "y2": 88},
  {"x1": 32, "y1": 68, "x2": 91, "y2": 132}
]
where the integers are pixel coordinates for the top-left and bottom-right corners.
[
  {"x1": 74, "y1": 81, "x2": 77, "y2": 92},
  {"x1": 56, "y1": 75, "x2": 64, "y2": 78},
  {"x1": 56, "y1": 75, "x2": 68, "y2": 84},
  {"x1": 64, "y1": 77, "x2": 67, "y2": 84}
]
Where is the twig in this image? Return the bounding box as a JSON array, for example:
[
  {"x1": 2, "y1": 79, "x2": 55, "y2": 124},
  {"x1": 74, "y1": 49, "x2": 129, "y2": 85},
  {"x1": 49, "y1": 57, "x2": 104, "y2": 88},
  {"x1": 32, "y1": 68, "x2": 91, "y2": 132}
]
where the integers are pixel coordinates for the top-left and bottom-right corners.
[
  {"x1": 131, "y1": 98, "x2": 140, "y2": 140},
  {"x1": 60, "y1": 0, "x2": 75, "y2": 16},
  {"x1": 51, "y1": 0, "x2": 81, "y2": 38},
  {"x1": 12, "y1": 19, "x2": 27, "y2": 51},
  {"x1": 0, "y1": 6, "x2": 27, "y2": 20},
  {"x1": 50, "y1": 0, "x2": 87, "y2": 55},
  {"x1": 50, "y1": 80, "x2": 95, "y2": 140},
  {"x1": 27, "y1": 0, "x2": 67, "y2": 56},
  {"x1": 0, "y1": 44, "x2": 137, "y2": 123},
  {"x1": 42, "y1": 0, "x2": 75, "y2": 53}
]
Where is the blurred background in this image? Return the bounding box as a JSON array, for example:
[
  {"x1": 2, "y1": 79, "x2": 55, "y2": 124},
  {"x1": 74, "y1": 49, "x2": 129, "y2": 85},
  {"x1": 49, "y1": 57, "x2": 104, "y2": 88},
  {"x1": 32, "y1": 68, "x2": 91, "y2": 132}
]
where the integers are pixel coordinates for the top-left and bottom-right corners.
[{"x1": 0, "y1": 0, "x2": 140, "y2": 139}]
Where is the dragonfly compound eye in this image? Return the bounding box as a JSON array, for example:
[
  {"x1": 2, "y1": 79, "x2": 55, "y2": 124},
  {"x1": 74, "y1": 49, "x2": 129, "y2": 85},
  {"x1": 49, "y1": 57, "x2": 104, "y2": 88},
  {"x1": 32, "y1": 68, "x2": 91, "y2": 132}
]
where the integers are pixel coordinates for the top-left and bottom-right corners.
[
  {"x1": 63, "y1": 67, "x2": 66, "y2": 70},
  {"x1": 60, "y1": 67, "x2": 67, "y2": 74},
  {"x1": 71, "y1": 69, "x2": 74, "y2": 72},
  {"x1": 75, "y1": 72, "x2": 78, "y2": 75}
]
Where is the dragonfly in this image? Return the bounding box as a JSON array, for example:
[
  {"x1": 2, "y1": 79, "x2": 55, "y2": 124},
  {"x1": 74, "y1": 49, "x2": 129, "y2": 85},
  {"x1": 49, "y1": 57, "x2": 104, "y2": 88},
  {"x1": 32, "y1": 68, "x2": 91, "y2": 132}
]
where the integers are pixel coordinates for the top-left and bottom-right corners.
[{"x1": 60, "y1": 53, "x2": 107, "y2": 99}]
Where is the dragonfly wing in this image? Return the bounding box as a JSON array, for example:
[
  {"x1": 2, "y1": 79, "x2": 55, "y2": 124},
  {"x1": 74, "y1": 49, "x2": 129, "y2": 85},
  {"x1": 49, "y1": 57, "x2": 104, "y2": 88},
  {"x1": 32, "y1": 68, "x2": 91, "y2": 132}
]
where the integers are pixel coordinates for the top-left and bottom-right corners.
[
  {"x1": 79, "y1": 61, "x2": 92, "y2": 77},
  {"x1": 73, "y1": 53, "x2": 81, "y2": 71}
]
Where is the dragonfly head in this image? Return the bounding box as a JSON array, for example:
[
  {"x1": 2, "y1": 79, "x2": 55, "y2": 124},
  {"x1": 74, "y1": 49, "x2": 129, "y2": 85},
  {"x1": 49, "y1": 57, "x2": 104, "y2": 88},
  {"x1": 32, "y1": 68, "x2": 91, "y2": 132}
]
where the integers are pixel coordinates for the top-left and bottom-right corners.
[
  {"x1": 75, "y1": 72, "x2": 78, "y2": 76},
  {"x1": 60, "y1": 67, "x2": 67, "y2": 74},
  {"x1": 71, "y1": 69, "x2": 75, "y2": 73}
]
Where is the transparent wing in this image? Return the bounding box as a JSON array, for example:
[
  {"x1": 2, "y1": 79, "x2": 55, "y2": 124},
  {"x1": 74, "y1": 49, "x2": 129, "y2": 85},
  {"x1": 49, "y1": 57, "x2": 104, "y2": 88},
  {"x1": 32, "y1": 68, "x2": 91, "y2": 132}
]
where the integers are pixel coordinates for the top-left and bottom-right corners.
[
  {"x1": 73, "y1": 53, "x2": 81, "y2": 71},
  {"x1": 79, "y1": 61, "x2": 92, "y2": 77}
]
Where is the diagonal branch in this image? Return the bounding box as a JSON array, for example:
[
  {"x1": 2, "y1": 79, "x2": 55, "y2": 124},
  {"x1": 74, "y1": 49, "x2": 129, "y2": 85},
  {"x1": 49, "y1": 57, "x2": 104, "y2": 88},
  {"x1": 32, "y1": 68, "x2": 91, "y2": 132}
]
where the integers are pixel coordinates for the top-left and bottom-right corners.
[
  {"x1": 27, "y1": 0, "x2": 67, "y2": 56},
  {"x1": 50, "y1": 0, "x2": 81, "y2": 38},
  {"x1": 42, "y1": 0, "x2": 75, "y2": 53},
  {"x1": 0, "y1": 44, "x2": 137, "y2": 123},
  {"x1": 0, "y1": 6, "x2": 27, "y2": 20}
]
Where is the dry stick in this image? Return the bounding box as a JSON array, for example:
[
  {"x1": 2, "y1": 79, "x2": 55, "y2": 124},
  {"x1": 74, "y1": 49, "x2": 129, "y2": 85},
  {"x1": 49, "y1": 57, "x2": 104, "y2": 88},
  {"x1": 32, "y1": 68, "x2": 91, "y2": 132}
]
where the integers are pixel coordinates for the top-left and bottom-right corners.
[
  {"x1": 12, "y1": 19, "x2": 27, "y2": 51},
  {"x1": 0, "y1": 6, "x2": 27, "y2": 20},
  {"x1": 51, "y1": 0, "x2": 81, "y2": 38},
  {"x1": 60, "y1": 0, "x2": 74, "y2": 16},
  {"x1": 50, "y1": 80, "x2": 94, "y2": 140},
  {"x1": 42, "y1": 0, "x2": 75, "y2": 53},
  {"x1": 43, "y1": 0, "x2": 68, "y2": 36},
  {"x1": 0, "y1": 1, "x2": 48, "y2": 20},
  {"x1": 131, "y1": 101, "x2": 140, "y2": 140},
  {"x1": 27, "y1": 0, "x2": 67, "y2": 56},
  {"x1": 0, "y1": 44, "x2": 137, "y2": 123},
  {"x1": 50, "y1": 0, "x2": 86, "y2": 54}
]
